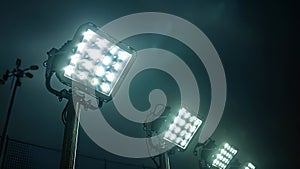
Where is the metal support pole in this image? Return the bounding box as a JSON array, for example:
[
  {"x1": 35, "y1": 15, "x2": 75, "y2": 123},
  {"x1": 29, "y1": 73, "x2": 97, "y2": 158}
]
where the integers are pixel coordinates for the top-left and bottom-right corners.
[
  {"x1": 0, "y1": 59, "x2": 38, "y2": 169},
  {"x1": 0, "y1": 76, "x2": 19, "y2": 169},
  {"x1": 59, "y1": 99, "x2": 81, "y2": 169},
  {"x1": 0, "y1": 137, "x2": 8, "y2": 169},
  {"x1": 159, "y1": 152, "x2": 170, "y2": 169}
]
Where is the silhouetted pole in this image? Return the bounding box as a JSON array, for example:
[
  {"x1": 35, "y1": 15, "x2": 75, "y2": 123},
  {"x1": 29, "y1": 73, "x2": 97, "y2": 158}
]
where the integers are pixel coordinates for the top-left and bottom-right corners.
[
  {"x1": 159, "y1": 152, "x2": 171, "y2": 169},
  {"x1": 0, "y1": 59, "x2": 38, "y2": 169},
  {"x1": 59, "y1": 99, "x2": 81, "y2": 169},
  {"x1": 0, "y1": 74, "x2": 18, "y2": 169}
]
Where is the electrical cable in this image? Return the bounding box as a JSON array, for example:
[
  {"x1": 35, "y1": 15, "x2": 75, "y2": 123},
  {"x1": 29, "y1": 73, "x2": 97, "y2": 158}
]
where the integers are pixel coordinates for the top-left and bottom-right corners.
[{"x1": 61, "y1": 101, "x2": 70, "y2": 125}]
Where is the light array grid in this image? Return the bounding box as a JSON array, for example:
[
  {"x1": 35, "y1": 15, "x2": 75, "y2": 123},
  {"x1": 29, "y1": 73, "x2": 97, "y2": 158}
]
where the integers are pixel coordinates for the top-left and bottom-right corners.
[
  {"x1": 211, "y1": 143, "x2": 238, "y2": 169},
  {"x1": 163, "y1": 107, "x2": 202, "y2": 149},
  {"x1": 244, "y1": 162, "x2": 255, "y2": 169},
  {"x1": 64, "y1": 29, "x2": 132, "y2": 96}
]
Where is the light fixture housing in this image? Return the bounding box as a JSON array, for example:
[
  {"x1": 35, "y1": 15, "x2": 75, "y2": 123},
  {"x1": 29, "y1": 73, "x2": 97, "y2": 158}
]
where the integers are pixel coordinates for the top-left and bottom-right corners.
[
  {"x1": 161, "y1": 107, "x2": 202, "y2": 150},
  {"x1": 210, "y1": 142, "x2": 238, "y2": 169},
  {"x1": 243, "y1": 162, "x2": 255, "y2": 169},
  {"x1": 55, "y1": 23, "x2": 136, "y2": 100}
]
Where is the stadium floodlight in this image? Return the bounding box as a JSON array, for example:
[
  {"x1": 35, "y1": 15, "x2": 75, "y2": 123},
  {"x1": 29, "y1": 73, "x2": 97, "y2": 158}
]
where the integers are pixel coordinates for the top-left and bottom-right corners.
[
  {"x1": 46, "y1": 22, "x2": 136, "y2": 101},
  {"x1": 162, "y1": 107, "x2": 203, "y2": 149},
  {"x1": 210, "y1": 142, "x2": 238, "y2": 169},
  {"x1": 44, "y1": 22, "x2": 136, "y2": 169},
  {"x1": 243, "y1": 162, "x2": 255, "y2": 169}
]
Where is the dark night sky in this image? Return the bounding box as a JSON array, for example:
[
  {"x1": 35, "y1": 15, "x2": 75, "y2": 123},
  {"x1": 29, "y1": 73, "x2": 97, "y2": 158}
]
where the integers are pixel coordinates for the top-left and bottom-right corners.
[{"x1": 0, "y1": 0, "x2": 297, "y2": 169}]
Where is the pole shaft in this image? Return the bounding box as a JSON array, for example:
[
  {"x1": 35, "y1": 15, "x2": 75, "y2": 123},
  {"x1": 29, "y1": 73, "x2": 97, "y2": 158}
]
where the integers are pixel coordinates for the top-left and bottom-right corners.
[
  {"x1": 0, "y1": 137, "x2": 8, "y2": 169},
  {"x1": 0, "y1": 77, "x2": 18, "y2": 168},
  {"x1": 159, "y1": 152, "x2": 171, "y2": 169},
  {"x1": 60, "y1": 100, "x2": 81, "y2": 169}
]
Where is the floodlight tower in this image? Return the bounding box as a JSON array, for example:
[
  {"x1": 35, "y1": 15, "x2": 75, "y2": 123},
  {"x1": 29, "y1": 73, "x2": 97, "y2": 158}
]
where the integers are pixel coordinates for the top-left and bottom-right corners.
[
  {"x1": 0, "y1": 59, "x2": 38, "y2": 168},
  {"x1": 161, "y1": 107, "x2": 203, "y2": 150},
  {"x1": 193, "y1": 140, "x2": 238, "y2": 169},
  {"x1": 44, "y1": 22, "x2": 136, "y2": 169},
  {"x1": 210, "y1": 142, "x2": 238, "y2": 169},
  {"x1": 145, "y1": 106, "x2": 203, "y2": 169},
  {"x1": 162, "y1": 107, "x2": 203, "y2": 169},
  {"x1": 210, "y1": 143, "x2": 238, "y2": 169},
  {"x1": 242, "y1": 162, "x2": 255, "y2": 169}
]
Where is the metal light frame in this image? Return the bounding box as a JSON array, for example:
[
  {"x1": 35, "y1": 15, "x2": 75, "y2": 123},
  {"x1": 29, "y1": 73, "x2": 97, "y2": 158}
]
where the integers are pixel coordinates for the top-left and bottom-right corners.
[
  {"x1": 210, "y1": 142, "x2": 238, "y2": 169},
  {"x1": 160, "y1": 107, "x2": 203, "y2": 150},
  {"x1": 44, "y1": 22, "x2": 136, "y2": 169},
  {"x1": 47, "y1": 22, "x2": 136, "y2": 101}
]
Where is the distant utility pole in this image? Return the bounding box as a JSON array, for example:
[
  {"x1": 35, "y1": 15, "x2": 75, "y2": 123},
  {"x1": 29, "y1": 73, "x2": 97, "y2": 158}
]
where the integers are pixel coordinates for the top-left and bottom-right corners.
[{"x1": 0, "y1": 59, "x2": 38, "y2": 169}]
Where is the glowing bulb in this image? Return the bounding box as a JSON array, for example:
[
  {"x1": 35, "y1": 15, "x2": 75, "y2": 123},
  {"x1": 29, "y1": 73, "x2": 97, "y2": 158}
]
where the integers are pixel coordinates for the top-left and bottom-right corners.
[
  {"x1": 178, "y1": 108, "x2": 186, "y2": 116},
  {"x1": 70, "y1": 54, "x2": 80, "y2": 65},
  {"x1": 174, "y1": 117, "x2": 180, "y2": 123},
  {"x1": 83, "y1": 29, "x2": 96, "y2": 41},
  {"x1": 118, "y1": 51, "x2": 130, "y2": 61},
  {"x1": 90, "y1": 78, "x2": 99, "y2": 86},
  {"x1": 64, "y1": 65, "x2": 75, "y2": 76},
  {"x1": 175, "y1": 138, "x2": 182, "y2": 143},
  {"x1": 170, "y1": 134, "x2": 176, "y2": 140},
  {"x1": 94, "y1": 66, "x2": 105, "y2": 76},
  {"x1": 174, "y1": 127, "x2": 181, "y2": 133},
  {"x1": 213, "y1": 159, "x2": 218, "y2": 165},
  {"x1": 77, "y1": 42, "x2": 87, "y2": 52},
  {"x1": 180, "y1": 140, "x2": 187, "y2": 146},
  {"x1": 113, "y1": 62, "x2": 122, "y2": 71},
  {"x1": 180, "y1": 130, "x2": 186, "y2": 137},
  {"x1": 102, "y1": 56, "x2": 112, "y2": 65},
  {"x1": 185, "y1": 133, "x2": 191, "y2": 140},
  {"x1": 100, "y1": 83, "x2": 111, "y2": 93},
  {"x1": 178, "y1": 119, "x2": 186, "y2": 126},
  {"x1": 224, "y1": 143, "x2": 229, "y2": 149},
  {"x1": 194, "y1": 119, "x2": 202, "y2": 126},
  {"x1": 109, "y1": 46, "x2": 120, "y2": 55},
  {"x1": 248, "y1": 163, "x2": 255, "y2": 169},
  {"x1": 184, "y1": 123, "x2": 190, "y2": 129},
  {"x1": 169, "y1": 124, "x2": 175, "y2": 130},
  {"x1": 189, "y1": 116, "x2": 196, "y2": 122},
  {"x1": 189, "y1": 126, "x2": 196, "y2": 133},
  {"x1": 95, "y1": 38, "x2": 109, "y2": 48},
  {"x1": 183, "y1": 113, "x2": 190, "y2": 119},
  {"x1": 106, "y1": 72, "x2": 116, "y2": 82},
  {"x1": 164, "y1": 131, "x2": 171, "y2": 138}
]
